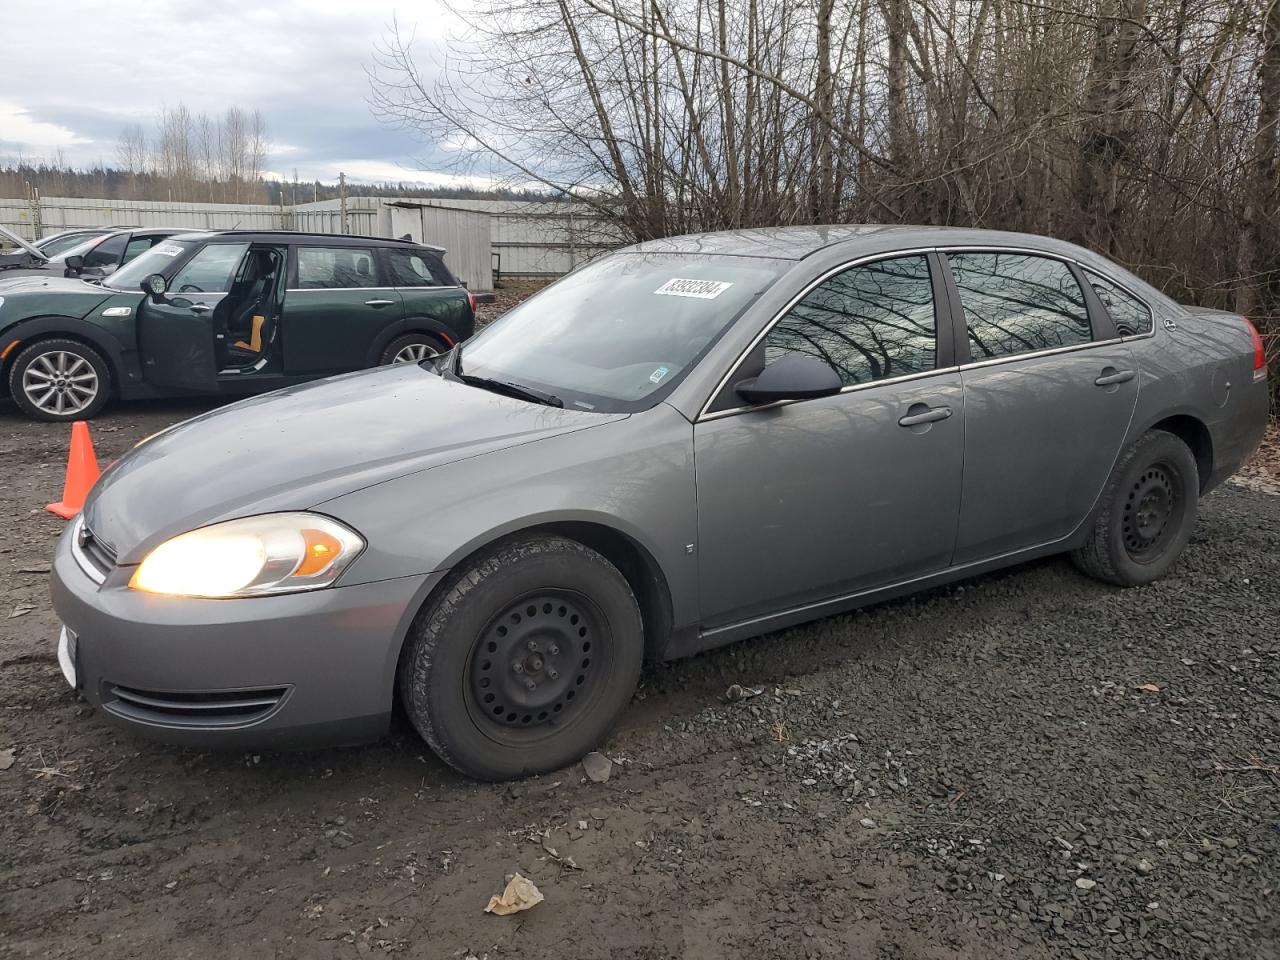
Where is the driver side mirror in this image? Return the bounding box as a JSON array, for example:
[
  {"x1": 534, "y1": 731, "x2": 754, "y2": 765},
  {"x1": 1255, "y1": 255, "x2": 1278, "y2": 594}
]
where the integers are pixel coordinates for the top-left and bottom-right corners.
[
  {"x1": 142, "y1": 273, "x2": 168, "y2": 301},
  {"x1": 736, "y1": 352, "x2": 843, "y2": 405},
  {"x1": 63, "y1": 255, "x2": 84, "y2": 277}
]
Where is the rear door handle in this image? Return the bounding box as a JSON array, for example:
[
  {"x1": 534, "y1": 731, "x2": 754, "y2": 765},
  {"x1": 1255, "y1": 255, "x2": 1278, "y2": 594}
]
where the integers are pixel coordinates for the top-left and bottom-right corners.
[
  {"x1": 1094, "y1": 368, "x2": 1136, "y2": 386},
  {"x1": 898, "y1": 405, "x2": 952, "y2": 427},
  {"x1": 364, "y1": 298, "x2": 396, "y2": 307},
  {"x1": 188, "y1": 303, "x2": 211, "y2": 315}
]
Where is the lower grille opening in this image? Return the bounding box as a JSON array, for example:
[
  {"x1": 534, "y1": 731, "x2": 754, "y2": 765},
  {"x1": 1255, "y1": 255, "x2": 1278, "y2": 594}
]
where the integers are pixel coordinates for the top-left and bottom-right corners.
[{"x1": 103, "y1": 683, "x2": 290, "y2": 728}]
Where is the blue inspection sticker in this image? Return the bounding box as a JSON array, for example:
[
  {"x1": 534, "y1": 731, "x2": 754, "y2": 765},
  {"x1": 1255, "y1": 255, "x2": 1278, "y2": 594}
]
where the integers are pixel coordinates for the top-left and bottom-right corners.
[{"x1": 649, "y1": 366, "x2": 671, "y2": 384}]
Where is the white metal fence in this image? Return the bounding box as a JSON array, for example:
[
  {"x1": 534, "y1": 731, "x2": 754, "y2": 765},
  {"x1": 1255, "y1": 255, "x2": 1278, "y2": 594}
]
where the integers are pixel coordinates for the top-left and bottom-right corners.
[{"x1": 0, "y1": 194, "x2": 625, "y2": 291}]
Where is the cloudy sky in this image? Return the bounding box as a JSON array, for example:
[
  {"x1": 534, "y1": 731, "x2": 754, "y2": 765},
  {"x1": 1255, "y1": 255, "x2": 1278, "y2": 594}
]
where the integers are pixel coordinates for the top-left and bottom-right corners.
[{"x1": 0, "y1": 0, "x2": 470, "y2": 186}]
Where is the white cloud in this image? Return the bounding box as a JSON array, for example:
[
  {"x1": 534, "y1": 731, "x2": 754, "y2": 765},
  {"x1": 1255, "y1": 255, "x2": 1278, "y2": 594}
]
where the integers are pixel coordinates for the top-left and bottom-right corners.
[
  {"x1": 0, "y1": 101, "x2": 92, "y2": 151},
  {"x1": 327, "y1": 160, "x2": 504, "y2": 190}
]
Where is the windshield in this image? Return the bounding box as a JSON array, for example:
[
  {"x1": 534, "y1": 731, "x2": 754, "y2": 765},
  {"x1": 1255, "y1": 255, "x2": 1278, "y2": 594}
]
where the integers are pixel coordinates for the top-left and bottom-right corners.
[
  {"x1": 459, "y1": 252, "x2": 785, "y2": 412},
  {"x1": 106, "y1": 240, "x2": 197, "y2": 290}
]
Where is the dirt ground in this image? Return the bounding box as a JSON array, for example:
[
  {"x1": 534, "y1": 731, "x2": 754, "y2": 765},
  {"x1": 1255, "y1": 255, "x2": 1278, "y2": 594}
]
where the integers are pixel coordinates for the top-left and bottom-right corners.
[{"x1": 1, "y1": 340, "x2": 1278, "y2": 958}]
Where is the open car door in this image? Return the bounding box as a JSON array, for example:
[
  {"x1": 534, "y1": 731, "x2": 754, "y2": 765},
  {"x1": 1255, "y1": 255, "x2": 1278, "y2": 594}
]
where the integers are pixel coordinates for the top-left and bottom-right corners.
[{"x1": 136, "y1": 242, "x2": 249, "y2": 392}]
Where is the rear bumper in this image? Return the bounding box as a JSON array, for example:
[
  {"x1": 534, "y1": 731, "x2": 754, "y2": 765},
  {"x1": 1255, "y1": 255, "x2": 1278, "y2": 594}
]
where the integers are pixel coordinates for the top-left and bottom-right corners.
[
  {"x1": 1205, "y1": 371, "x2": 1269, "y2": 493},
  {"x1": 50, "y1": 523, "x2": 442, "y2": 749}
]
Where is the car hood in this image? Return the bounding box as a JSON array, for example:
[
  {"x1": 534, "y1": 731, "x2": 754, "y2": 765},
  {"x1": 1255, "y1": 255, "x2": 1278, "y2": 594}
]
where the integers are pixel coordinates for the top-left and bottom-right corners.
[
  {"x1": 83, "y1": 364, "x2": 626, "y2": 563},
  {"x1": 0, "y1": 275, "x2": 115, "y2": 325}
]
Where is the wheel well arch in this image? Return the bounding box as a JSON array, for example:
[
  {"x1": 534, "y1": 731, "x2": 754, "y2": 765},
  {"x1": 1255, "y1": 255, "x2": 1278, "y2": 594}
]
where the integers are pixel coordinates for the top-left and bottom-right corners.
[
  {"x1": 1, "y1": 321, "x2": 123, "y2": 395},
  {"x1": 365, "y1": 318, "x2": 458, "y2": 366},
  {"x1": 397, "y1": 520, "x2": 675, "y2": 670},
  {"x1": 1150, "y1": 414, "x2": 1212, "y2": 492}
]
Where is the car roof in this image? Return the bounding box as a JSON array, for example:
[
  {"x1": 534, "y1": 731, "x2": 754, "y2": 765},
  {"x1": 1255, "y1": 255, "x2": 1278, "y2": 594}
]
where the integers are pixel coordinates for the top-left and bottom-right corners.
[
  {"x1": 168, "y1": 229, "x2": 446, "y2": 253},
  {"x1": 626, "y1": 224, "x2": 1101, "y2": 262}
]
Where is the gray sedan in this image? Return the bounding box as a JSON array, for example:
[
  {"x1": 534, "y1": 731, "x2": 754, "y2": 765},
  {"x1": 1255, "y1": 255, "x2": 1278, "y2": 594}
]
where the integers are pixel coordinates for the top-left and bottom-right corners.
[{"x1": 51, "y1": 226, "x2": 1269, "y2": 780}]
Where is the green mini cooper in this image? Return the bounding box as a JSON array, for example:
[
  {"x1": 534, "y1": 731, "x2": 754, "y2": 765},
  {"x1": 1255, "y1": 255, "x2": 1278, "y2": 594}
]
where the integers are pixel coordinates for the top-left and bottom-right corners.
[{"x1": 0, "y1": 230, "x2": 476, "y2": 421}]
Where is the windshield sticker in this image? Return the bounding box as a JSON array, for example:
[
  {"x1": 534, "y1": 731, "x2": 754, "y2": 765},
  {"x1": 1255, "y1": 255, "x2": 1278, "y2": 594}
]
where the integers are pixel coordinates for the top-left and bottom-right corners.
[
  {"x1": 654, "y1": 278, "x2": 733, "y2": 300},
  {"x1": 649, "y1": 365, "x2": 670, "y2": 384}
]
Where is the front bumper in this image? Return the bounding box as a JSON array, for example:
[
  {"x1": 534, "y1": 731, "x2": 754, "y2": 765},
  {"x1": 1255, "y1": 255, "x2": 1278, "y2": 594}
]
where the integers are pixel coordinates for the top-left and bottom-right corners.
[{"x1": 50, "y1": 523, "x2": 441, "y2": 749}]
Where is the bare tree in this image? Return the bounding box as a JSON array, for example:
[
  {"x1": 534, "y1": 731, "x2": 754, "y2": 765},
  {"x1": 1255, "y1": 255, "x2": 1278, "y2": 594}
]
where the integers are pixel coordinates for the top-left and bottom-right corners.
[{"x1": 370, "y1": 0, "x2": 1277, "y2": 373}]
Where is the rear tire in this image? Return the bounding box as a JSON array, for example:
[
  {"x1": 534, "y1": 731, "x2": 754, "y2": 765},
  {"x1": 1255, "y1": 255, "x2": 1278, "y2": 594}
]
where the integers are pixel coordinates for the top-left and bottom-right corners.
[
  {"x1": 1071, "y1": 430, "x2": 1199, "y2": 587},
  {"x1": 8, "y1": 338, "x2": 111, "y2": 422},
  {"x1": 380, "y1": 333, "x2": 447, "y2": 365},
  {"x1": 399, "y1": 535, "x2": 643, "y2": 781}
]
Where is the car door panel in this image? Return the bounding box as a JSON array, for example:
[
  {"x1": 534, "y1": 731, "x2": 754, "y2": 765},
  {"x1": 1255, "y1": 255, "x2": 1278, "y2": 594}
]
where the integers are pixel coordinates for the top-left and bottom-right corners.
[
  {"x1": 282, "y1": 245, "x2": 403, "y2": 374},
  {"x1": 954, "y1": 347, "x2": 1138, "y2": 562},
  {"x1": 136, "y1": 296, "x2": 222, "y2": 391},
  {"x1": 942, "y1": 250, "x2": 1142, "y2": 563},
  {"x1": 136, "y1": 242, "x2": 250, "y2": 392},
  {"x1": 694, "y1": 374, "x2": 965, "y2": 626}
]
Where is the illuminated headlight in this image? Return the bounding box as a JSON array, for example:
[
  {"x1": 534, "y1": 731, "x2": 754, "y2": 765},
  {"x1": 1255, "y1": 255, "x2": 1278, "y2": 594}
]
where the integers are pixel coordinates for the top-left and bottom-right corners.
[{"x1": 129, "y1": 513, "x2": 364, "y2": 598}]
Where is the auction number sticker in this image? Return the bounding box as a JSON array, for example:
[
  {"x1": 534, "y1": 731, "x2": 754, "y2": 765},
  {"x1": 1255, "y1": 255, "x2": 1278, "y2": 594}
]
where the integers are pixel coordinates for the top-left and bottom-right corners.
[{"x1": 654, "y1": 278, "x2": 733, "y2": 300}]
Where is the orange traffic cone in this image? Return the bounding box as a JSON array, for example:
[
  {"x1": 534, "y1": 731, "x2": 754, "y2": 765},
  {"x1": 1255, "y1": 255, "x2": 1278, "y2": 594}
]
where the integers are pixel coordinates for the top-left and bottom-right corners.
[{"x1": 46, "y1": 421, "x2": 101, "y2": 520}]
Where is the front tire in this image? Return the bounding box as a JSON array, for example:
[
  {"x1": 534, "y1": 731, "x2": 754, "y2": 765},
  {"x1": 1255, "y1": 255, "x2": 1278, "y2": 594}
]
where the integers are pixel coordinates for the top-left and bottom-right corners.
[
  {"x1": 399, "y1": 535, "x2": 643, "y2": 781},
  {"x1": 8, "y1": 338, "x2": 111, "y2": 421},
  {"x1": 1071, "y1": 430, "x2": 1200, "y2": 587}
]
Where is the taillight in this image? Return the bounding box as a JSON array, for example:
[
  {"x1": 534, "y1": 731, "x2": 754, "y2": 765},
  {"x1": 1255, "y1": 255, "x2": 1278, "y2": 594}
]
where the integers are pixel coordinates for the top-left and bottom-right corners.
[
  {"x1": 466, "y1": 290, "x2": 477, "y2": 314},
  {"x1": 1244, "y1": 317, "x2": 1265, "y2": 371}
]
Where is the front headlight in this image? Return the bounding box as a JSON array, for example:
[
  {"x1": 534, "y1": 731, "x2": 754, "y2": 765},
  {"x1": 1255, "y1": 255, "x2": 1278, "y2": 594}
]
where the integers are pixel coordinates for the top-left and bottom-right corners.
[{"x1": 129, "y1": 513, "x2": 365, "y2": 598}]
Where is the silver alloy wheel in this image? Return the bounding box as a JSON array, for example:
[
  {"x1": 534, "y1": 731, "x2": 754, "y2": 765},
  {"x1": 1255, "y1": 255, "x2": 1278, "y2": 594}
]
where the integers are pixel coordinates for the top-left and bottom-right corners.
[
  {"x1": 392, "y1": 342, "x2": 440, "y2": 363},
  {"x1": 21, "y1": 350, "x2": 99, "y2": 416}
]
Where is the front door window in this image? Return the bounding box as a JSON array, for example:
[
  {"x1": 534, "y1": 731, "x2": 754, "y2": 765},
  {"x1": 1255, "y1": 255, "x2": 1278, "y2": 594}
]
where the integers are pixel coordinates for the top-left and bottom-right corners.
[
  {"x1": 172, "y1": 243, "x2": 250, "y2": 295},
  {"x1": 762, "y1": 254, "x2": 939, "y2": 385}
]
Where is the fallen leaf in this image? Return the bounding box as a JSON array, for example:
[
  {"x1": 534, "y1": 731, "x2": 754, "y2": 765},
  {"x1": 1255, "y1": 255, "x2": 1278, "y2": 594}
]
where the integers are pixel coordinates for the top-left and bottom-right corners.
[
  {"x1": 1136, "y1": 683, "x2": 1162, "y2": 693},
  {"x1": 484, "y1": 873, "x2": 543, "y2": 915},
  {"x1": 8, "y1": 606, "x2": 35, "y2": 619},
  {"x1": 0, "y1": 749, "x2": 15, "y2": 771}
]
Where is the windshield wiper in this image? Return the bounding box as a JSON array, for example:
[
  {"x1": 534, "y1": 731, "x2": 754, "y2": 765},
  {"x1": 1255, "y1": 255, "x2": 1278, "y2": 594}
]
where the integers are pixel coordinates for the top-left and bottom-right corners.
[{"x1": 457, "y1": 372, "x2": 563, "y2": 408}]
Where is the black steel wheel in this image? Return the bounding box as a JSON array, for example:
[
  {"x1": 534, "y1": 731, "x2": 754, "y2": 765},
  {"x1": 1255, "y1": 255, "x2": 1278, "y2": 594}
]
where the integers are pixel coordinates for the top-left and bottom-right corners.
[
  {"x1": 1120, "y1": 462, "x2": 1182, "y2": 563},
  {"x1": 467, "y1": 592, "x2": 605, "y2": 739},
  {"x1": 1072, "y1": 429, "x2": 1199, "y2": 587},
  {"x1": 399, "y1": 536, "x2": 643, "y2": 780}
]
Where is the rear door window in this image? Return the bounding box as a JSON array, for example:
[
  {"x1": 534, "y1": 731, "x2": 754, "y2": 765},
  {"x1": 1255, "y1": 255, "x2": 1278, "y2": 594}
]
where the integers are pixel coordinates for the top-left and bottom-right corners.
[
  {"x1": 384, "y1": 247, "x2": 453, "y2": 287},
  {"x1": 948, "y1": 253, "x2": 1092, "y2": 360},
  {"x1": 296, "y1": 246, "x2": 380, "y2": 288},
  {"x1": 1084, "y1": 269, "x2": 1153, "y2": 337},
  {"x1": 762, "y1": 254, "x2": 938, "y2": 386}
]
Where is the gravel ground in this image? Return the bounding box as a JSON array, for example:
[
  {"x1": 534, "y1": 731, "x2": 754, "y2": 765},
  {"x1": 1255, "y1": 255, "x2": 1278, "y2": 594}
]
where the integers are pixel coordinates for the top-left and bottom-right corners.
[{"x1": 0, "y1": 328, "x2": 1276, "y2": 958}]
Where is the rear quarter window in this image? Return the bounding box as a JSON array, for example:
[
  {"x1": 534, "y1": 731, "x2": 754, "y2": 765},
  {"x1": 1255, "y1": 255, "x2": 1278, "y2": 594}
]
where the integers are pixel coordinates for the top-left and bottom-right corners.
[
  {"x1": 1085, "y1": 269, "x2": 1153, "y2": 337},
  {"x1": 384, "y1": 247, "x2": 454, "y2": 287}
]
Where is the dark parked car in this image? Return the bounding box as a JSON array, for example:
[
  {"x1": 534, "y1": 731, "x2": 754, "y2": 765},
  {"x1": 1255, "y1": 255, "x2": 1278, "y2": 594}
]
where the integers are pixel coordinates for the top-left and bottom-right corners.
[
  {"x1": 0, "y1": 230, "x2": 476, "y2": 420},
  {"x1": 0, "y1": 226, "x2": 193, "y2": 283},
  {"x1": 50, "y1": 226, "x2": 1267, "y2": 780},
  {"x1": 34, "y1": 227, "x2": 129, "y2": 258}
]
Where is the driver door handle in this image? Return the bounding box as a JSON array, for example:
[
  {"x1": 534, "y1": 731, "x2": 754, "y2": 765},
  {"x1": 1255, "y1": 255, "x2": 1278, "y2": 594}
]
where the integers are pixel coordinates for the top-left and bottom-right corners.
[
  {"x1": 898, "y1": 405, "x2": 952, "y2": 427},
  {"x1": 1094, "y1": 368, "x2": 1136, "y2": 386},
  {"x1": 364, "y1": 298, "x2": 396, "y2": 307},
  {"x1": 188, "y1": 303, "x2": 211, "y2": 315}
]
